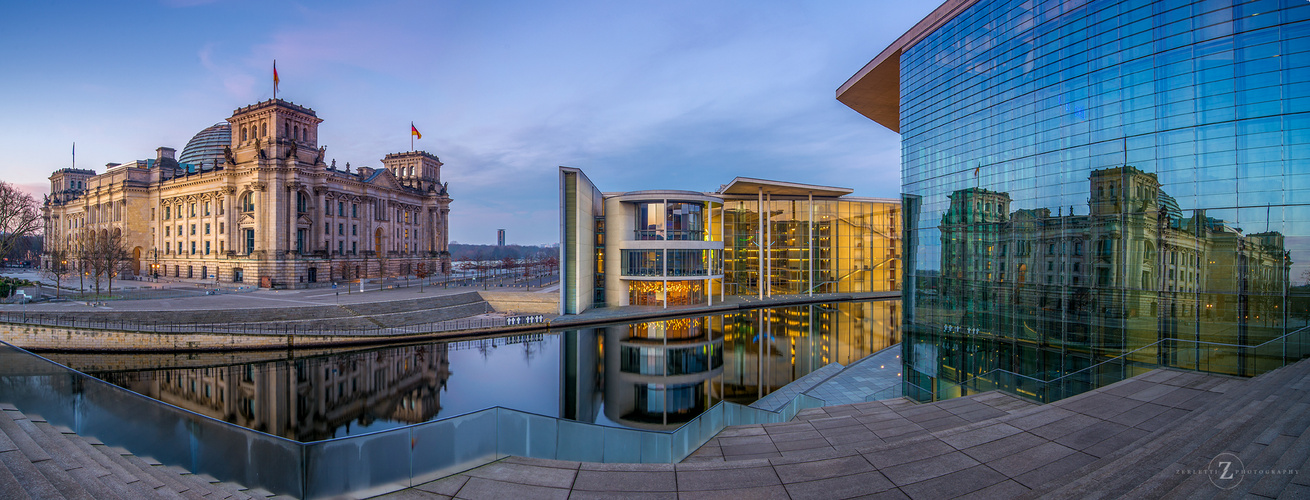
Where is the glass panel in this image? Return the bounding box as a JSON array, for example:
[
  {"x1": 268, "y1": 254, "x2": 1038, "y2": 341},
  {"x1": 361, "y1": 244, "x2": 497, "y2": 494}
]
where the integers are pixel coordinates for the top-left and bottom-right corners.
[
  {"x1": 410, "y1": 409, "x2": 499, "y2": 486},
  {"x1": 304, "y1": 427, "x2": 411, "y2": 498}
]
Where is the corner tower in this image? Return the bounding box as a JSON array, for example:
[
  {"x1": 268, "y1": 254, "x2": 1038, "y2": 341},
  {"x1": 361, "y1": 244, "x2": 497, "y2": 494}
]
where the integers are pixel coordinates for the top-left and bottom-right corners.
[{"x1": 381, "y1": 151, "x2": 443, "y2": 191}]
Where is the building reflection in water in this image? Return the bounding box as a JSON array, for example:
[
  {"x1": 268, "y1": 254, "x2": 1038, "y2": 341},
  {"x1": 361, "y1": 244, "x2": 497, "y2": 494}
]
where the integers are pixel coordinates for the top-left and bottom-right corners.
[
  {"x1": 912, "y1": 166, "x2": 1293, "y2": 400},
  {"x1": 566, "y1": 301, "x2": 900, "y2": 431},
  {"x1": 84, "y1": 301, "x2": 899, "y2": 438},
  {"x1": 95, "y1": 344, "x2": 451, "y2": 442}
]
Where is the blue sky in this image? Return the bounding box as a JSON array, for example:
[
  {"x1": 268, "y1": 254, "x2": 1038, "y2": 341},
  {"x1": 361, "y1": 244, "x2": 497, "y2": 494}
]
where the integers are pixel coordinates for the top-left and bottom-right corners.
[{"x1": 0, "y1": 0, "x2": 932, "y2": 245}]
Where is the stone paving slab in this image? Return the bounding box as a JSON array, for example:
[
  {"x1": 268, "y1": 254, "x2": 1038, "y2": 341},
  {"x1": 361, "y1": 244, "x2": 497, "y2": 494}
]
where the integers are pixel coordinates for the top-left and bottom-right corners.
[{"x1": 380, "y1": 360, "x2": 1310, "y2": 499}]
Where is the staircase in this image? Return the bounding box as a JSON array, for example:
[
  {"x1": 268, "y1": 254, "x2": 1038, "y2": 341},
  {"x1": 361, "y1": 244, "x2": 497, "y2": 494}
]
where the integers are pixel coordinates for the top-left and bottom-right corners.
[{"x1": 0, "y1": 403, "x2": 275, "y2": 500}]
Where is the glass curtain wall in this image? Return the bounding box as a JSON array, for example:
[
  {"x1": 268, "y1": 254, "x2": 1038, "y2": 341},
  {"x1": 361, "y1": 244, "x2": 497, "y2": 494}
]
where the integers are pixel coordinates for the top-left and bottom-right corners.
[
  {"x1": 722, "y1": 199, "x2": 900, "y2": 295},
  {"x1": 899, "y1": 0, "x2": 1310, "y2": 400}
]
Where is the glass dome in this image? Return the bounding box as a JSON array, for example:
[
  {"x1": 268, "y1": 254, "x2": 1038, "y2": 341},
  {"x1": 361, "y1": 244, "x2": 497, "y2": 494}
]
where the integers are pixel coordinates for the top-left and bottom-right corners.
[{"x1": 178, "y1": 123, "x2": 231, "y2": 168}]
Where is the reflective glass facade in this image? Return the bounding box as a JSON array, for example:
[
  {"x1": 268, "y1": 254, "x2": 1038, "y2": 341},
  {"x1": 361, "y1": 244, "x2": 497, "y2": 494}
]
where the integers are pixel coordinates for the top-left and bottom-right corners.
[
  {"x1": 720, "y1": 199, "x2": 901, "y2": 296},
  {"x1": 890, "y1": 0, "x2": 1310, "y2": 400}
]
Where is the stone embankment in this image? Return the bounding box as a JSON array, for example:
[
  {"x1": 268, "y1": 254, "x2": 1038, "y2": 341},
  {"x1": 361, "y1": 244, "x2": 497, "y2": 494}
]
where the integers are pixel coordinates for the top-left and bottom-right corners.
[
  {"x1": 20, "y1": 291, "x2": 493, "y2": 330},
  {"x1": 0, "y1": 290, "x2": 564, "y2": 352}
]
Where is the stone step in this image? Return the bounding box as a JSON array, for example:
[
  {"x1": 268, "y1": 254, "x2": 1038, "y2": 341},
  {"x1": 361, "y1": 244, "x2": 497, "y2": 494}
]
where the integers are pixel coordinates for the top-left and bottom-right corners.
[
  {"x1": 55, "y1": 427, "x2": 156, "y2": 495},
  {"x1": 0, "y1": 407, "x2": 95, "y2": 500},
  {"x1": 0, "y1": 460, "x2": 31, "y2": 500},
  {"x1": 108, "y1": 447, "x2": 213, "y2": 500},
  {"x1": 14, "y1": 415, "x2": 127, "y2": 500},
  {"x1": 85, "y1": 441, "x2": 168, "y2": 493},
  {"x1": 0, "y1": 442, "x2": 62, "y2": 500}
]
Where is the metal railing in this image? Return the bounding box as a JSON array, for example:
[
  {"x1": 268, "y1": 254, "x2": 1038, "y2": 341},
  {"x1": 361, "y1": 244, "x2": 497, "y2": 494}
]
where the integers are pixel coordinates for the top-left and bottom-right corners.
[{"x1": 0, "y1": 310, "x2": 553, "y2": 338}]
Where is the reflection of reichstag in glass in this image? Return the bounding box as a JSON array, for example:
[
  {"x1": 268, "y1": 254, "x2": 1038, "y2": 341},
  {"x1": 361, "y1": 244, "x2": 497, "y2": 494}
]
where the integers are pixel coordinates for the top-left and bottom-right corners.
[
  {"x1": 839, "y1": 0, "x2": 1310, "y2": 401},
  {"x1": 935, "y1": 167, "x2": 1290, "y2": 390}
]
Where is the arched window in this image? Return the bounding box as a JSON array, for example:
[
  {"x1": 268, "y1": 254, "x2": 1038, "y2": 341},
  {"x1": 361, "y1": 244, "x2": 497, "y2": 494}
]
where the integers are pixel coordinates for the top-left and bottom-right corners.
[
  {"x1": 261, "y1": 122, "x2": 267, "y2": 137},
  {"x1": 294, "y1": 125, "x2": 299, "y2": 141},
  {"x1": 241, "y1": 126, "x2": 248, "y2": 142},
  {"x1": 296, "y1": 192, "x2": 309, "y2": 213},
  {"x1": 240, "y1": 192, "x2": 254, "y2": 212}
]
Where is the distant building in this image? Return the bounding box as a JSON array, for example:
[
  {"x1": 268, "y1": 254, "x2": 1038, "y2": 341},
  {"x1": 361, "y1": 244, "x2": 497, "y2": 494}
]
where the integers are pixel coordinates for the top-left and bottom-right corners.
[
  {"x1": 560, "y1": 167, "x2": 901, "y2": 315},
  {"x1": 497, "y1": 229, "x2": 505, "y2": 246},
  {"x1": 41, "y1": 98, "x2": 453, "y2": 288}
]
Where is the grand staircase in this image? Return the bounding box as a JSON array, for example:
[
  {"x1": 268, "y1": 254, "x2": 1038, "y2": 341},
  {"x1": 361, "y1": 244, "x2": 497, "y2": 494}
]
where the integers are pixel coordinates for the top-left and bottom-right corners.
[{"x1": 0, "y1": 403, "x2": 276, "y2": 500}]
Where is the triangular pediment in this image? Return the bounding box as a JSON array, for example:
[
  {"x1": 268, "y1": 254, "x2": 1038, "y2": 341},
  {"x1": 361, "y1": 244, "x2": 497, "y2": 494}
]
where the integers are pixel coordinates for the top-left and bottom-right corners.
[
  {"x1": 367, "y1": 169, "x2": 402, "y2": 190},
  {"x1": 238, "y1": 213, "x2": 255, "y2": 223}
]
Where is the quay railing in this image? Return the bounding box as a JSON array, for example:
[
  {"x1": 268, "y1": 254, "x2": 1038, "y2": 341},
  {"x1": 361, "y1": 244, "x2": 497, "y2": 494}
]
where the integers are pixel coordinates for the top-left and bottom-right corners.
[
  {"x1": 0, "y1": 341, "x2": 829, "y2": 499},
  {"x1": 0, "y1": 311, "x2": 551, "y2": 338}
]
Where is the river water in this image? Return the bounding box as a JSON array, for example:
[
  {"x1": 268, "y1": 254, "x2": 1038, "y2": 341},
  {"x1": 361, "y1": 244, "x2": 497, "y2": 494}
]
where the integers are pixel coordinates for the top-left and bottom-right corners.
[{"x1": 49, "y1": 300, "x2": 900, "y2": 441}]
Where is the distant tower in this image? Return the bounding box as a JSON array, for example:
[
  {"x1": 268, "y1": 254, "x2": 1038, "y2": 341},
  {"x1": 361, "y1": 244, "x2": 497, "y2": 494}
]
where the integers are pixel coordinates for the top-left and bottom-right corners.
[
  {"x1": 497, "y1": 229, "x2": 506, "y2": 247},
  {"x1": 381, "y1": 151, "x2": 443, "y2": 191}
]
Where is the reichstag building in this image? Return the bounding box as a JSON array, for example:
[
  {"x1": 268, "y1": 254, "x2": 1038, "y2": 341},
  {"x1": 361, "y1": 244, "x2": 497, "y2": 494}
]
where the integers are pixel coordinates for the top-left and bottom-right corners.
[{"x1": 42, "y1": 98, "x2": 454, "y2": 288}]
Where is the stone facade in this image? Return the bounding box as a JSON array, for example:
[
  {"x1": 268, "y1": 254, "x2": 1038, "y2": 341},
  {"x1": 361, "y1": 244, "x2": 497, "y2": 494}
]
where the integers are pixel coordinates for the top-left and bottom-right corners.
[{"x1": 42, "y1": 99, "x2": 453, "y2": 288}]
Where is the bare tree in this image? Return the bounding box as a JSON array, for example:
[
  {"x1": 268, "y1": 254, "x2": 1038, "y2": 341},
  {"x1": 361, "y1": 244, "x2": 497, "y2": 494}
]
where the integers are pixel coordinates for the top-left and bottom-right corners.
[
  {"x1": 43, "y1": 248, "x2": 71, "y2": 298},
  {"x1": 75, "y1": 229, "x2": 94, "y2": 295},
  {"x1": 101, "y1": 229, "x2": 129, "y2": 295},
  {"x1": 0, "y1": 182, "x2": 40, "y2": 263}
]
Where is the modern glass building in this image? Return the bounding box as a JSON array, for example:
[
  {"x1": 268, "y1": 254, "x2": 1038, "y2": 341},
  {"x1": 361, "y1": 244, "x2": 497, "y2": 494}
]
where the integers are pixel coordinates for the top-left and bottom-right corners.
[
  {"x1": 559, "y1": 167, "x2": 901, "y2": 314},
  {"x1": 840, "y1": 0, "x2": 1310, "y2": 401}
]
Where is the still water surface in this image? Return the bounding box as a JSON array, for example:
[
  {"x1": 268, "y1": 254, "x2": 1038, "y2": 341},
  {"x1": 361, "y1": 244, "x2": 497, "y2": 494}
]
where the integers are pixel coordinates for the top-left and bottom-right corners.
[{"x1": 53, "y1": 300, "x2": 899, "y2": 442}]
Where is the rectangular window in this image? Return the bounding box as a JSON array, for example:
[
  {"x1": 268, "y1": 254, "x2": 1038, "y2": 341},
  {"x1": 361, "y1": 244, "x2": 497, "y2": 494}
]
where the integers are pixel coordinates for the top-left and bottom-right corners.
[
  {"x1": 190, "y1": 203, "x2": 196, "y2": 217},
  {"x1": 190, "y1": 224, "x2": 196, "y2": 235},
  {"x1": 219, "y1": 222, "x2": 224, "y2": 234},
  {"x1": 166, "y1": 226, "x2": 171, "y2": 237},
  {"x1": 164, "y1": 206, "x2": 170, "y2": 219},
  {"x1": 205, "y1": 241, "x2": 211, "y2": 255},
  {"x1": 352, "y1": 204, "x2": 358, "y2": 218},
  {"x1": 245, "y1": 229, "x2": 255, "y2": 254},
  {"x1": 338, "y1": 223, "x2": 344, "y2": 236},
  {"x1": 338, "y1": 201, "x2": 344, "y2": 216},
  {"x1": 352, "y1": 224, "x2": 357, "y2": 236},
  {"x1": 205, "y1": 223, "x2": 211, "y2": 235},
  {"x1": 204, "y1": 202, "x2": 210, "y2": 216},
  {"x1": 191, "y1": 242, "x2": 196, "y2": 255},
  {"x1": 351, "y1": 241, "x2": 357, "y2": 254},
  {"x1": 325, "y1": 222, "x2": 330, "y2": 235},
  {"x1": 338, "y1": 241, "x2": 344, "y2": 255}
]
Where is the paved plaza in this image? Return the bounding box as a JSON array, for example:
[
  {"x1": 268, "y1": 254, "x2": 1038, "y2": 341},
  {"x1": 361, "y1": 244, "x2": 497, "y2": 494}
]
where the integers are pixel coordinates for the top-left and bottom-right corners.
[{"x1": 377, "y1": 359, "x2": 1310, "y2": 499}]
